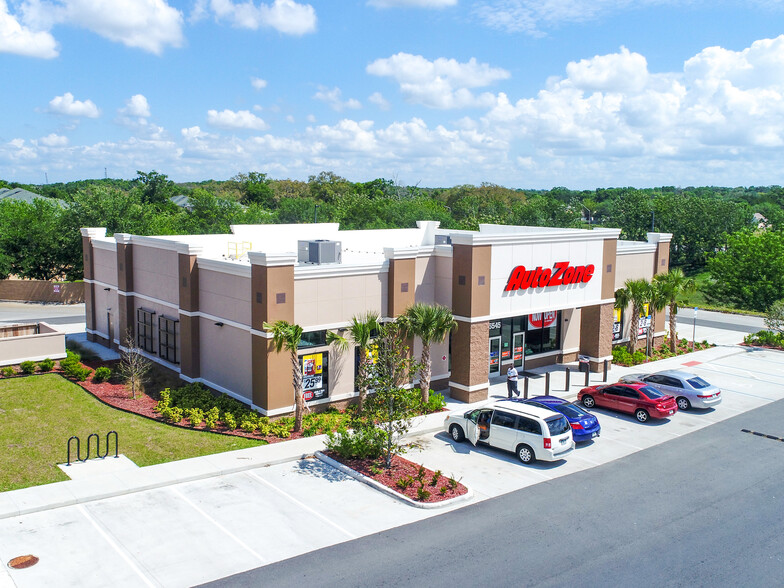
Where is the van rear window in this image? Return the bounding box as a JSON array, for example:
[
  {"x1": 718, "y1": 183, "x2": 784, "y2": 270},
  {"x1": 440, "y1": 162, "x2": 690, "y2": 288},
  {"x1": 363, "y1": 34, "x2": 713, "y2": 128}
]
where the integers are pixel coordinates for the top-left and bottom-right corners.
[{"x1": 546, "y1": 415, "x2": 570, "y2": 436}]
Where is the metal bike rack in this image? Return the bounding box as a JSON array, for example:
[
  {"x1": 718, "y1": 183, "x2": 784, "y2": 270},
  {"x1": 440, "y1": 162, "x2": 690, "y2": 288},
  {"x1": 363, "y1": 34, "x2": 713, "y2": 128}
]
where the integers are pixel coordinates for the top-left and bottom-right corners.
[{"x1": 66, "y1": 431, "x2": 119, "y2": 465}]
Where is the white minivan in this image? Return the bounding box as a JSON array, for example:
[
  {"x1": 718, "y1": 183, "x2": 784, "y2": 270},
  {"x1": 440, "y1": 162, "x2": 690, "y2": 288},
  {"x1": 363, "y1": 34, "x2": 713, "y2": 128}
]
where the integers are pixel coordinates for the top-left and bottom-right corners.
[{"x1": 444, "y1": 400, "x2": 575, "y2": 464}]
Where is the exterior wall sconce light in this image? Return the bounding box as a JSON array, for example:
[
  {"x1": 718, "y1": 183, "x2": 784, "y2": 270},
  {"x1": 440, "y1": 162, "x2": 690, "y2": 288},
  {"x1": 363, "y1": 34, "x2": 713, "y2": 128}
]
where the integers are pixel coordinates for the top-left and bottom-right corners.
[
  {"x1": 214, "y1": 322, "x2": 224, "y2": 327},
  {"x1": 103, "y1": 287, "x2": 110, "y2": 291}
]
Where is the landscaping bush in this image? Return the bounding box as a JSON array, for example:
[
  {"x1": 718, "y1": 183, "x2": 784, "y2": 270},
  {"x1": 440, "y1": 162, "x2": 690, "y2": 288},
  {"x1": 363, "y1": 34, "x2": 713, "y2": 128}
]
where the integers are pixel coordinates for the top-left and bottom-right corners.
[
  {"x1": 204, "y1": 407, "x2": 220, "y2": 429},
  {"x1": 38, "y1": 358, "x2": 55, "y2": 372},
  {"x1": 19, "y1": 361, "x2": 37, "y2": 375},
  {"x1": 223, "y1": 412, "x2": 237, "y2": 430},
  {"x1": 1, "y1": 366, "x2": 15, "y2": 378},
  {"x1": 744, "y1": 330, "x2": 784, "y2": 349},
  {"x1": 92, "y1": 366, "x2": 112, "y2": 383},
  {"x1": 421, "y1": 392, "x2": 446, "y2": 414},
  {"x1": 325, "y1": 427, "x2": 385, "y2": 460},
  {"x1": 160, "y1": 406, "x2": 183, "y2": 424},
  {"x1": 185, "y1": 408, "x2": 204, "y2": 427}
]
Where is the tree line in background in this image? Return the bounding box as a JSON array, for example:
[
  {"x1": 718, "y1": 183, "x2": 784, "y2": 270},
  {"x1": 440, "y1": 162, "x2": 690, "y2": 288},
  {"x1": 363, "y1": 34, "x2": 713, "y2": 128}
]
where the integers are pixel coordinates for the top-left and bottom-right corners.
[{"x1": 1, "y1": 171, "x2": 783, "y2": 311}]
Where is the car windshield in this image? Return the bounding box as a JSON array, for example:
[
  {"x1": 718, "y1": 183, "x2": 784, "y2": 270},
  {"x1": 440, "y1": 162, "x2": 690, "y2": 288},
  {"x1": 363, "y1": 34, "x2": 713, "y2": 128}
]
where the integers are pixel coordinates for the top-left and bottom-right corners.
[
  {"x1": 546, "y1": 415, "x2": 571, "y2": 436},
  {"x1": 687, "y1": 376, "x2": 710, "y2": 389},
  {"x1": 557, "y1": 403, "x2": 590, "y2": 419},
  {"x1": 640, "y1": 385, "x2": 665, "y2": 399}
]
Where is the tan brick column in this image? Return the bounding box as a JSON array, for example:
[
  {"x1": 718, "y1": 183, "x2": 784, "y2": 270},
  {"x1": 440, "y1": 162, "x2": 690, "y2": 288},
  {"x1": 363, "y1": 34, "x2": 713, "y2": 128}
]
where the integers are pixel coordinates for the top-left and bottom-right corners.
[
  {"x1": 177, "y1": 244, "x2": 203, "y2": 379},
  {"x1": 385, "y1": 250, "x2": 417, "y2": 318},
  {"x1": 114, "y1": 233, "x2": 135, "y2": 346},
  {"x1": 449, "y1": 242, "x2": 491, "y2": 403},
  {"x1": 80, "y1": 228, "x2": 106, "y2": 343},
  {"x1": 248, "y1": 252, "x2": 296, "y2": 413}
]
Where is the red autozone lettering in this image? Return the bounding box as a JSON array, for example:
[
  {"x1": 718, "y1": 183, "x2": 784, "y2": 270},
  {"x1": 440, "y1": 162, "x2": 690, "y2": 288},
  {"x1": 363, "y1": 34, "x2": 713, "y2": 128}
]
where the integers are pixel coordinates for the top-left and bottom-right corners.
[{"x1": 505, "y1": 262, "x2": 594, "y2": 291}]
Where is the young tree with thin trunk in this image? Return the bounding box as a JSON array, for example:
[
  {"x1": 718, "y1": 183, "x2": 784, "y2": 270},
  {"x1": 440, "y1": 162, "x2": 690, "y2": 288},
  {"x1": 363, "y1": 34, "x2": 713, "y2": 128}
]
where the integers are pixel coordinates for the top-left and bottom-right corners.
[
  {"x1": 645, "y1": 279, "x2": 668, "y2": 356},
  {"x1": 398, "y1": 303, "x2": 457, "y2": 404},
  {"x1": 263, "y1": 320, "x2": 305, "y2": 432},
  {"x1": 326, "y1": 312, "x2": 380, "y2": 411},
  {"x1": 117, "y1": 330, "x2": 151, "y2": 399},
  {"x1": 654, "y1": 269, "x2": 696, "y2": 352}
]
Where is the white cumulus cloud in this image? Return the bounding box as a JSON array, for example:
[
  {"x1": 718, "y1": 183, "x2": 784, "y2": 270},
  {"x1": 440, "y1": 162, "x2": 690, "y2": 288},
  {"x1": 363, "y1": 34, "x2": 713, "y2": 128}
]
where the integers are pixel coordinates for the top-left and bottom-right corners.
[
  {"x1": 20, "y1": 0, "x2": 183, "y2": 54},
  {"x1": 369, "y1": 92, "x2": 391, "y2": 110},
  {"x1": 367, "y1": 52, "x2": 510, "y2": 109},
  {"x1": 48, "y1": 93, "x2": 100, "y2": 118},
  {"x1": 207, "y1": 109, "x2": 269, "y2": 130},
  {"x1": 251, "y1": 77, "x2": 268, "y2": 90},
  {"x1": 38, "y1": 133, "x2": 68, "y2": 147},
  {"x1": 0, "y1": 0, "x2": 58, "y2": 58},
  {"x1": 313, "y1": 86, "x2": 362, "y2": 111},
  {"x1": 119, "y1": 94, "x2": 151, "y2": 118},
  {"x1": 209, "y1": 0, "x2": 316, "y2": 35}
]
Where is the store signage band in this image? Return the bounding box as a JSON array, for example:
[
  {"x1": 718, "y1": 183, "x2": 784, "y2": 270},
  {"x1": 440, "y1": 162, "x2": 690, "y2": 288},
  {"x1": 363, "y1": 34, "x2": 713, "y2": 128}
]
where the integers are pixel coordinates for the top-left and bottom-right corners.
[{"x1": 505, "y1": 262, "x2": 595, "y2": 292}]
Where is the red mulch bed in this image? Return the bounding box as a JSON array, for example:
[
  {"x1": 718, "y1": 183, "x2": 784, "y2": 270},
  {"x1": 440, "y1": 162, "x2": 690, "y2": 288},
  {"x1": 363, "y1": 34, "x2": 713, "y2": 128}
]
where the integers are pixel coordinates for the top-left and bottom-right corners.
[{"x1": 324, "y1": 451, "x2": 468, "y2": 504}]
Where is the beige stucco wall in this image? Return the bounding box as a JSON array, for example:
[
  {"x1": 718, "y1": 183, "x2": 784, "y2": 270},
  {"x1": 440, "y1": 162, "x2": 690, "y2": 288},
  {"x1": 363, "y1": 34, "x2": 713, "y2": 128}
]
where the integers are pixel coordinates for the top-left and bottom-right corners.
[
  {"x1": 93, "y1": 247, "x2": 118, "y2": 286},
  {"x1": 133, "y1": 245, "x2": 179, "y2": 306},
  {"x1": 0, "y1": 323, "x2": 66, "y2": 366},
  {"x1": 199, "y1": 318, "x2": 253, "y2": 402},
  {"x1": 295, "y1": 272, "x2": 387, "y2": 328},
  {"x1": 434, "y1": 255, "x2": 452, "y2": 308},
  {"x1": 199, "y1": 268, "x2": 252, "y2": 326},
  {"x1": 561, "y1": 307, "x2": 581, "y2": 353},
  {"x1": 91, "y1": 289, "x2": 118, "y2": 342},
  {"x1": 615, "y1": 252, "x2": 656, "y2": 288},
  {"x1": 414, "y1": 256, "x2": 436, "y2": 304}
]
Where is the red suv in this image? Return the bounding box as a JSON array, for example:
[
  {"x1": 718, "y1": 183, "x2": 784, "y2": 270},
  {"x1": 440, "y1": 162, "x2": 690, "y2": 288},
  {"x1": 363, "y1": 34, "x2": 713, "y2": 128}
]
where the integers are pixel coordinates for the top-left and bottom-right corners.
[{"x1": 578, "y1": 382, "x2": 678, "y2": 423}]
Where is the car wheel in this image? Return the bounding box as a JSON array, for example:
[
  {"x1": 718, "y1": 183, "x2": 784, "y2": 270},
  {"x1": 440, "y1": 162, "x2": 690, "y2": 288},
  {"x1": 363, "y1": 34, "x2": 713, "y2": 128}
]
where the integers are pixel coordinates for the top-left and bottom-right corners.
[
  {"x1": 677, "y1": 397, "x2": 691, "y2": 411},
  {"x1": 516, "y1": 444, "x2": 535, "y2": 464},
  {"x1": 582, "y1": 395, "x2": 595, "y2": 408},
  {"x1": 449, "y1": 424, "x2": 465, "y2": 442},
  {"x1": 635, "y1": 408, "x2": 650, "y2": 423}
]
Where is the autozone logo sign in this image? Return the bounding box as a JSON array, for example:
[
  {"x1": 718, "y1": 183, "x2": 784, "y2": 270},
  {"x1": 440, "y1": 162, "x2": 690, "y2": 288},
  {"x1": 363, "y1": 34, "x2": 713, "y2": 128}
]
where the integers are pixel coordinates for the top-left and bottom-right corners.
[{"x1": 505, "y1": 262, "x2": 595, "y2": 291}]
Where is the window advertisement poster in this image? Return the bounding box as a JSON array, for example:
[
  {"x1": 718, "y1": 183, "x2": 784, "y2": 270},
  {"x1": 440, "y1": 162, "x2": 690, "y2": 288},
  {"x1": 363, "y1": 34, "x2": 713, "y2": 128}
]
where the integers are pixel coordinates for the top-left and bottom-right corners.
[
  {"x1": 637, "y1": 304, "x2": 651, "y2": 337},
  {"x1": 613, "y1": 307, "x2": 623, "y2": 341},
  {"x1": 302, "y1": 352, "x2": 328, "y2": 402},
  {"x1": 528, "y1": 311, "x2": 557, "y2": 330}
]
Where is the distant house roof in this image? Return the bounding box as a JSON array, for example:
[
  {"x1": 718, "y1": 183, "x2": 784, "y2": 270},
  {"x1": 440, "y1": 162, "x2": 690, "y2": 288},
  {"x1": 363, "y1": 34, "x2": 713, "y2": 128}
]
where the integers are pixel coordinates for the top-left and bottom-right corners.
[
  {"x1": 0, "y1": 188, "x2": 65, "y2": 207},
  {"x1": 169, "y1": 194, "x2": 193, "y2": 211}
]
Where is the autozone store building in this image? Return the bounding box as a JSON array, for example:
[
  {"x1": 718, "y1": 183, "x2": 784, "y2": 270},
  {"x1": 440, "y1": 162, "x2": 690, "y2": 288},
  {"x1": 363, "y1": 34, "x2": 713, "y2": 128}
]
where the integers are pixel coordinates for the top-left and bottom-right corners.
[{"x1": 81, "y1": 221, "x2": 670, "y2": 414}]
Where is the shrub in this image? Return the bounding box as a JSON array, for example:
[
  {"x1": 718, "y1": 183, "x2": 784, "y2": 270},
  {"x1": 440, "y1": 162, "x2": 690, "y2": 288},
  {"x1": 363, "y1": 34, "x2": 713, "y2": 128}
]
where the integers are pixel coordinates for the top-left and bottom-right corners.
[
  {"x1": 430, "y1": 469, "x2": 442, "y2": 487},
  {"x1": 395, "y1": 476, "x2": 413, "y2": 490},
  {"x1": 38, "y1": 358, "x2": 55, "y2": 372},
  {"x1": 325, "y1": 427, "x2": 385, "y2": 460},
  {"x1": 19, "y1": 361, "x2": 37, "y2": 375},
  {"x1": 631, "y1": 350, "x2": 647, "y2": 365},
  {"x1": 240, "y1": 416, "x2": 258, "y2": 434},
  {"x1": 416, "y1": 465, "x2": 426, "y2": 482},
  {"x1": 421, "y1": 392, "x2": 446, "y2": 414},
  {"x1": 448, "y1": 476, "x2": 459, "y2": 490},
  {"x1": 223, "y1": 412, "x2": 237, "y2": 430},
  {"x1": 155, "y1": 388, "x2": 172, "y2": 413},
  {"x1": 439, "y1": 486, "x2": 449, "y2": 496},
  {"x1": 1, "y1": 366, "x2": 15, "y2": 378},
  {"x1": 92, "y1": 366, "x2": 112, "y2": 383},
  {"x1": 416, "y1": 487, "x2": 431, "y2": 501},
  {"x1": 185, "y1": 407, "x2": 204, "y2": 427},
  {"x1": 204, "y1": 407, "x2": 220, "y2": 429},
  {"x1": 161, "y1": 406, "x2": 183, "y2": 424}
]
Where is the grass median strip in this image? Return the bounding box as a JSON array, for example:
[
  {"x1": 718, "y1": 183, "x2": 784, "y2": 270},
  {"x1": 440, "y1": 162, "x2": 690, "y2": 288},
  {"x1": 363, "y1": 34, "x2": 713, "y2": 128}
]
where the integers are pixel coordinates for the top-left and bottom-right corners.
[{"x1": 0, "y1": 374, "x2": 265, "y2": 492}]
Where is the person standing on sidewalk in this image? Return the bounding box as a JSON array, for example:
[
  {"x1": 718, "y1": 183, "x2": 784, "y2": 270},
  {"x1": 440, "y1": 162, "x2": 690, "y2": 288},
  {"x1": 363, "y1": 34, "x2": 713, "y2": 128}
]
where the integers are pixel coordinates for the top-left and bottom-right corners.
[{"x1": 507, "y1": 365, "x2": 519, "y2": 398}]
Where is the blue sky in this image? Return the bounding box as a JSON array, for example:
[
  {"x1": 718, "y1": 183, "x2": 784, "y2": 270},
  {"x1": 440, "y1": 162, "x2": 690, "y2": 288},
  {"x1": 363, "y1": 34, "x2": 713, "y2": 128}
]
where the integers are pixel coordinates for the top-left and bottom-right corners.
[{"x1": 2, "y1": 0, "x2": 784, "y2": 189}]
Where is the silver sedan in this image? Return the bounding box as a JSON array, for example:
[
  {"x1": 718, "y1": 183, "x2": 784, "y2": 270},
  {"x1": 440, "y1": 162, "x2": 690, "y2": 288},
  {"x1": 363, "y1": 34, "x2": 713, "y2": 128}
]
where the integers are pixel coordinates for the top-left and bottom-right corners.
[{"x1": 619, "y1": 370, "x2": 722, "y2": 410}]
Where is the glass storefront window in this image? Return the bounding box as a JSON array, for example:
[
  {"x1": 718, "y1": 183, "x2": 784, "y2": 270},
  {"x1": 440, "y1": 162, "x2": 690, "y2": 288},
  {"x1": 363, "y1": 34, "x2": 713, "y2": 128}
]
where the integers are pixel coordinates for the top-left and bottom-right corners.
[
  {"x1": 500, "y1": 320, "x2": 512, "y2": 362},
  {"x1": 299, "y1": 330, "x2": 327, "y2": 349}
]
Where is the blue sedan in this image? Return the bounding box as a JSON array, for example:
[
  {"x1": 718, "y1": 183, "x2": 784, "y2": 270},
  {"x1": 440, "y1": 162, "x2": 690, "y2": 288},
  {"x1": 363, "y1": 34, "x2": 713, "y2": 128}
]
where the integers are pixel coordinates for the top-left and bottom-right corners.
[{"x1": 512, "y1": 395, "x2": 601, "y2": 443}]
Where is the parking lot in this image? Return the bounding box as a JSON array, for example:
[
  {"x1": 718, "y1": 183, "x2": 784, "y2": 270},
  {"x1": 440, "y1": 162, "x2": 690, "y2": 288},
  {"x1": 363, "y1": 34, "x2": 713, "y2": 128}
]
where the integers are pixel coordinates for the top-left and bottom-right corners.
[{"x1": 2, "y1": 344, "x2": 784, "y2": 588}]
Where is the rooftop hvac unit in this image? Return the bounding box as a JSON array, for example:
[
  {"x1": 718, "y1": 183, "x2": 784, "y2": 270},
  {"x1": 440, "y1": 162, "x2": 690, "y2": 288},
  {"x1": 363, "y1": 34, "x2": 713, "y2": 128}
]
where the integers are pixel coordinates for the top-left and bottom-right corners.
[
  {"x1": 434, "y1": 234, "x2": 452, "y2": 245},
  {"x1": 297, "y1": 240, "x2": 342, "y2": 264}
]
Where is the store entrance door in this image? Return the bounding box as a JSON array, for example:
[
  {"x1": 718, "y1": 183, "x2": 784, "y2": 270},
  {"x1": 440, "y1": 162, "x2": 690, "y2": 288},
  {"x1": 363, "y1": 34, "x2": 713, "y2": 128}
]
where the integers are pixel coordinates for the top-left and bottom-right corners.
[
  {"x1": 489, "y1": 336, "x2": 501, "y2": 378},
  {"x1": 513, "y1": 332, "x2": 525, "y2": 373}
]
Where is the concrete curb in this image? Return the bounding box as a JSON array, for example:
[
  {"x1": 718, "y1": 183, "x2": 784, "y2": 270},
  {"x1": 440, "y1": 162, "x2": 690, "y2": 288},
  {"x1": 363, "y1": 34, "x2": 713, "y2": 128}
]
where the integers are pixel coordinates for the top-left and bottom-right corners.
[{"x1": 315, "y1": 451, "x2": 474, "y2": 509}]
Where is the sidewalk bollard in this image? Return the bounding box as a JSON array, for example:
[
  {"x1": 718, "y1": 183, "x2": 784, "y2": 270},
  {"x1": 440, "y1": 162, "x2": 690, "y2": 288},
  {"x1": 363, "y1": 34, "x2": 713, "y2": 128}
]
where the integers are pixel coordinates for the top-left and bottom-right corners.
[
  {"x1": 603, "y1": 359, "x2": 609, "y2": 382},
  {"x1": 564, "y1": 367, "x2": 570, "y2": 392},
  {"x1": 585, "y1": 367, "x2": 590, "y2": 386},
  {"x1": 545, "y1": 372, "x2": 550, "y2": 394},
  {"x1": 523, "y1": 377, "x2": 529, "y2": 399}
]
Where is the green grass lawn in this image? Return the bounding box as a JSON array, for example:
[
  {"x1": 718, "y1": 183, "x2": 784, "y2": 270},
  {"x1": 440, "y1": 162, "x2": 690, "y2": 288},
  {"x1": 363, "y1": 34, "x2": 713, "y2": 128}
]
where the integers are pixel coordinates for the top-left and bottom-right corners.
[{"x1": 0, "y1": 374, "x2": 265, "y2": 492}]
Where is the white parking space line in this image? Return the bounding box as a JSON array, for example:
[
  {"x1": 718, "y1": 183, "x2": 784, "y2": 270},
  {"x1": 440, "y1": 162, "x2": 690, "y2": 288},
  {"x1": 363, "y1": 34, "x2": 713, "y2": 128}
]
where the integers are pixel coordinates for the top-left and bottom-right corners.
[
  {"x1": 169, "y1": 487, "x2": 267, "y2": 565},
  {"x1": 77, "y1": 505, "x2": 156, "y2": 588},
  {"x1": 245, "y1": 471, "x2": 358, "y2": 540}
]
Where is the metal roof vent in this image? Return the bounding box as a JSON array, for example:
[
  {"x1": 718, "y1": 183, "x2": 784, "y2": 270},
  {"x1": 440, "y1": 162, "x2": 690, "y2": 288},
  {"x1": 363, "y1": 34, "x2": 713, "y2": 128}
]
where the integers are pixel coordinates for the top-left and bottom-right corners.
[{"x1": 298, "y1": 240, "x2": 342, "y2": 264}]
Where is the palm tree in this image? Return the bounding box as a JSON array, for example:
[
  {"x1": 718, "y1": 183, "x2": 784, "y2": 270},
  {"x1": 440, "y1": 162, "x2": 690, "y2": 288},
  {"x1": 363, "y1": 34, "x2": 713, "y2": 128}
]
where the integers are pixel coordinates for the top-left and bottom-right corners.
[
  {"x1": 399, "y1": 303, "x2": 457, "y2": 403},
  {"x1": 326, "y1": 311, "x2": 380, "y2": 411},
  {"x1": 654, "y1": 268, "x2": 697, "y2": 352},
  {"x1": 615, "y1": 278, "x2": 651, "y2": 354},
  {"x1": 645, "y1": 279, "x2": 669, "y2": 356},
  {"x1": 263, "y1": 319, "x2": 305, "y2": 432}
]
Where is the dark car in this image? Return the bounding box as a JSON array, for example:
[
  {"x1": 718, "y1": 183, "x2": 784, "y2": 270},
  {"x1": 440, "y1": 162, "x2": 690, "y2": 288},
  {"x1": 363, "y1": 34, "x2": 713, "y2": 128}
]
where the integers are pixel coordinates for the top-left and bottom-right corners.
[
  {"x1": 512, "y1": 395, "x2": 601, "y2": 443},
  {"x1": 578, "y1": 382, "x2": 678, "y2": 423}
]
